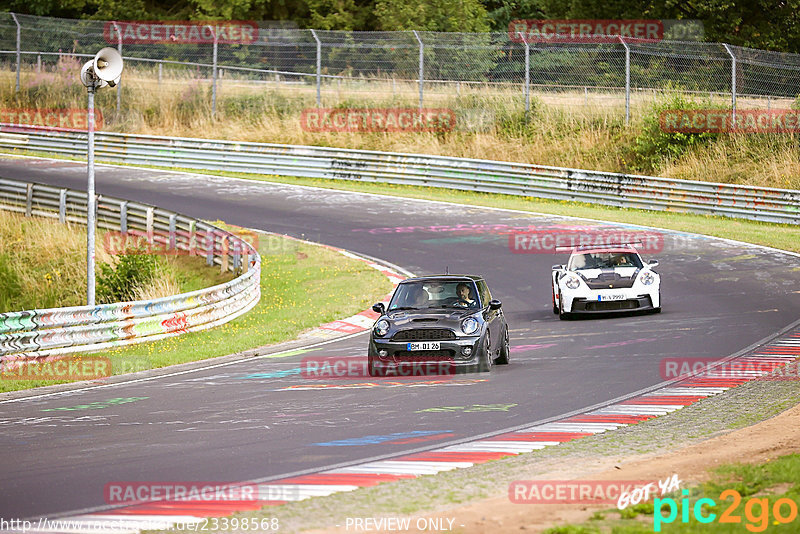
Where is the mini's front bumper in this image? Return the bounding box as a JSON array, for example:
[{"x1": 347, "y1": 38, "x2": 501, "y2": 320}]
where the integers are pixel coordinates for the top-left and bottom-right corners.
[{"x1": 368, "y1": 336, "x2": 482, "y2": 372}]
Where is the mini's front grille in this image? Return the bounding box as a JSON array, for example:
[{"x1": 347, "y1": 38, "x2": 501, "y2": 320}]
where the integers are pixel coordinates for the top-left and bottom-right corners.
[
  {"x1": 393, "y1": 350, "x2": 455, "y2": 360},
  {"x1": 392, "y1": 329, "x2": 456, "y2": 341}
]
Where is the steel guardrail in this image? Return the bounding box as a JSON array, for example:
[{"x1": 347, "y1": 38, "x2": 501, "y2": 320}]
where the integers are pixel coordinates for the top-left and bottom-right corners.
[
  {"x1": 0, "y1": 175, "x2": 261, "y2": 362},
  {"x1": 0, "y1": 124, "x2": 799, "y2": 225}
]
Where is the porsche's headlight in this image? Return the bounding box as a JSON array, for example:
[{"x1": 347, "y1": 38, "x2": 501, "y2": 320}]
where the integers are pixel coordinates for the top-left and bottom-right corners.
[
  {"x1": 374, "y1": 319, "x2": 390, "y2": 337},
  {"x1": 564, "y1": 276, "x2": 581, "y2": 289},
  {"x1": 461, "y1": 317, "x2": 479, "y2": 335},
  {"x1": 640, "y1": 271, "x2": 655, "y2": 286}
]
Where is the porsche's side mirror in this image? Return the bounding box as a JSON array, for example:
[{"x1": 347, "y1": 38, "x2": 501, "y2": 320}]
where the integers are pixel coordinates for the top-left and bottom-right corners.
[
  {"x1": 489, "y1": 299, "x2": 502, "y2": 310},
  {"x1": 372, "y1": 303, "x2": 386, "y2": 315},
  {"x1": 648, "y1": 260, "x2": 659, "y2": 267},
  {"x1": 552, "y1": 264, "x2": 565, "y2": 271}
]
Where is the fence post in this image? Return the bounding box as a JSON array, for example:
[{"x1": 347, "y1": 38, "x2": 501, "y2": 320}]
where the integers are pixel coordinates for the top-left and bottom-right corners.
[
  {"x1": 158, "y1": 62, "x2": 162, "y2": 86},
  {"x1": 619, "y1": 36, "x2": 630, "y2": 125},
  {"x1": 518, "y1": 33, "x2": 530, "y2": 115},
  {"x1": 37, "y1": 54, "x2": 41, "y2": 72},
  {"x1": 412, "y1": 30, "x2": 424, "y2": 111},
  {"x1": 112, "y1": 21, "x2": 122, "y2": 116},
  {"x1": 310, "y1": 29, "x2": 322, "y2": 107},
  {"x1": 207, "y1": 25, "x2": 218, "y2": 118},
  {"x1": 723, "y1": 44, "x2": 737, "y2": 125},
  {"x1": 11, "y1": 13, "x2": 20, "y2": 92}
]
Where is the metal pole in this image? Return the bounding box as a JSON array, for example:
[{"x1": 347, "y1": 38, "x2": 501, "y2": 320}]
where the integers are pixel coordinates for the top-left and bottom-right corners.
[
  {"x1": 208, "y1": 25, "x2": 218, "y2": 118},
  {"x1": 412, "y1": 30, "x2": 423, "y2": 111},
  {"x1": 112, "y1": 21, "x2": 122, "y2": 116},
  {"x1": 11, "y1": 13, "x2": 20, "y2": 92},
  {"x1": 310, "y1": 29, "x2": 321, "y2": 107},
  {"x1": 158, "y1": 62, "x2": 162, "y2": 86},
  {"x1": 87, "y1": 85, "x2": 97, "y2": 306},
  {"x1": 619, "y1": 36, "x2": 630, "y2": 125},
  {"x1": 519, "y1": 33, "x2": 530, "y2": 115},
  {"x1": 723, "y1": 44, "x2": 736, "y2": 126}
]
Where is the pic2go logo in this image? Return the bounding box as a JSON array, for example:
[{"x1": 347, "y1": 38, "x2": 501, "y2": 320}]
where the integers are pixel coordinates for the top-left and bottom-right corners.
[{"x1": 654, "y1": 489, "x2": 799, "y2": 532}]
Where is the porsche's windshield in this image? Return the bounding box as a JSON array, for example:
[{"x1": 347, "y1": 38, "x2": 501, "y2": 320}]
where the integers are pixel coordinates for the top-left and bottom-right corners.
[
  {"x1": 388, "y1": 280, "x2": 481, "y2": 310},
  {"x1": 569, "y1": 252, "x2": 643, "y2": 270}
]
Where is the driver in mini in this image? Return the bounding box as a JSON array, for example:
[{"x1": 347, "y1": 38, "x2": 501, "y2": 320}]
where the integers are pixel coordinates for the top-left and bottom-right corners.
[{"x1": 456, "y1": 282, "x2": 477, "y2": 307}]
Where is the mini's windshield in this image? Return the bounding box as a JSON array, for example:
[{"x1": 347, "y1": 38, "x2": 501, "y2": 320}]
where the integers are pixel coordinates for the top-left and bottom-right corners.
[
  {"x1": 569, "y1": 252, "x2": 643, "y2": 270},
  {"x1": 388, "y1": 281, "x2": 481, "y2": 310}
]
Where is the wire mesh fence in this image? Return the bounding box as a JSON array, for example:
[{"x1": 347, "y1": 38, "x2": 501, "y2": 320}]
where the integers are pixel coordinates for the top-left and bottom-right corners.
[{"x1": 1, "y1": 12, "x2": 800, "y2": 122}]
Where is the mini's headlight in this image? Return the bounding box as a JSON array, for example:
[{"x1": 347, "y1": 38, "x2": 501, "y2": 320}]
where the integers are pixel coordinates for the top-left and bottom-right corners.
[
  {"x1": 374, "y1": 319, "x2": 390, "y2": 337},
  {"x1": 461, "y1": 317, "x2": 479, "y2": 335},
  {"x1": 565, "y1": 276, "x2": 581, "y2": 289},
  {"x1": 640, "y1": 271, "x2": 655, "y2": 286}
]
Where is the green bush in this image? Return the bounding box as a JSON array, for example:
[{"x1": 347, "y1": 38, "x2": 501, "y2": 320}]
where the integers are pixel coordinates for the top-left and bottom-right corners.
[
  {"x1": 97, "y1": 253, "x2": 160, "y2": 304},
  {"x1": 628, "y1": 91, "x2": 723, "y2": 173}
]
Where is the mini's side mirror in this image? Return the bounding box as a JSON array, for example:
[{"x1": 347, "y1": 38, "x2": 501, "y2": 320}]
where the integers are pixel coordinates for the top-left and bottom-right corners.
[
  {"x1": 489, "y1": 299, "x2": 502, "y2": 310},
  {"x1": 552, "y1": 264, "x2": 564, "y2": 271},
  {"x1": 648, "y1": 260, "x2": 659, "y2": 267},
  {"x1": 372, "y1": 303, "x2": 386, "y2": 315}
]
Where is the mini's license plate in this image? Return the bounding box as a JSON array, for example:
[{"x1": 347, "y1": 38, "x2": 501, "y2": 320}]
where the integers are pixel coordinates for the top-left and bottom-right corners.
[
  {"x1": 598, "y1": 294, "x2": 625, "y2": 301},
  {"x1": 407, "y1": 342, "x2": 441, "y2": 351}
]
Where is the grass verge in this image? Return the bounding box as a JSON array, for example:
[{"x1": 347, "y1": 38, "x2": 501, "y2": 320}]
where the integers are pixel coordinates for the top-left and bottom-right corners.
[{"x1": 0, "y1": 228, "x2": 393, "y2": 393}]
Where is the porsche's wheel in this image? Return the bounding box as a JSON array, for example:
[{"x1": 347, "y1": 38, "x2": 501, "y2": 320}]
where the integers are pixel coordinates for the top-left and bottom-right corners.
[
  {"x1": 478, "y1": 331, "x2": 492, "y2": 372},
  {"x1": 495, "y1": 326, "x2": 510, "y2": 365}
]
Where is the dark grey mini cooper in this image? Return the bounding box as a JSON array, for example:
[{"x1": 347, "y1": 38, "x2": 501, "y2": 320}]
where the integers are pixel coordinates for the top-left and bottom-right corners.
[{"x1": 368, "y1": 275, "x2": 509, "y2": 376}]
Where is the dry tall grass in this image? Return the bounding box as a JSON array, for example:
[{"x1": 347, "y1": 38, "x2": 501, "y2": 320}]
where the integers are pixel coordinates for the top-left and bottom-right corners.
[
  {"x1": 0, "y1": 210, "x2": 185, "y2": 312},
  {"x1": 1, "y1": 66, "x2": 798, "y2": 190}
]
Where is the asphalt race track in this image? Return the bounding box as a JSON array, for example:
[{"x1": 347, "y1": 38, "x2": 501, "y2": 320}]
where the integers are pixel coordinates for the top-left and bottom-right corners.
[{"x1": 2, "y1": 156, "x2": 800, "y2": 521}]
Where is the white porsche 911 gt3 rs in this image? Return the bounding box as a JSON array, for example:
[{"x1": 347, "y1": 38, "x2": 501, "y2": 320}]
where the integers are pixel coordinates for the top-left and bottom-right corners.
[{"x1": 551, "y1": 245, "x2": 661, "y2": 319}]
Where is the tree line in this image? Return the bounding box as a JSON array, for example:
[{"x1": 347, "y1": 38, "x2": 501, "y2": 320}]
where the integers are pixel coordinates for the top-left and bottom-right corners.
[{"x1": 7, "y1": 0, "x2": 800, "y2": 52}]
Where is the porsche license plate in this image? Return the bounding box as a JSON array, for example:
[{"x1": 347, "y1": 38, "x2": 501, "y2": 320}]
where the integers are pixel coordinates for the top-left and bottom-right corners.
[
  {"x1": 598, "y1": 294, "x2": 625, "y2": 301},
  {"x1": 407, "y1": 342, "x2": 440, "y2": 351}
]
